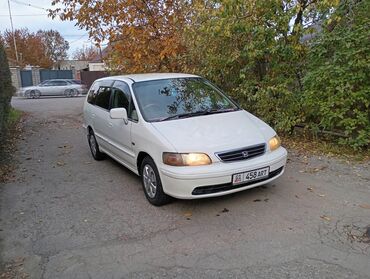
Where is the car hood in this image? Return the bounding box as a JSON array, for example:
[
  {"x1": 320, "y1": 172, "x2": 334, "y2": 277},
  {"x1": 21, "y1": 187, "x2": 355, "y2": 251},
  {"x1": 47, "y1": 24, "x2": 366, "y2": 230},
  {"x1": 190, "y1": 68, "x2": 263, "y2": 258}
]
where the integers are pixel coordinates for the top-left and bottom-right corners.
[
  {"x1": 21, "y1": 86, "x2": 38, "y2": 91},
  {"x1": 150, "y1": 110, "x2": 276, "y2": 155}
]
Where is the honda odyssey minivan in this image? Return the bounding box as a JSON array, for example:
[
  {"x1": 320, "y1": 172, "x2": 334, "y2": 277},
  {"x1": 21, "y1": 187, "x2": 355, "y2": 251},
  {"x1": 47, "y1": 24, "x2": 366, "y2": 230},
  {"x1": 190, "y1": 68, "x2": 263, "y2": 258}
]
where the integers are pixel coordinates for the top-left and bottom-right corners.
[{"x1": 83, "y1": 73, "x2": 287, "y2": 206}]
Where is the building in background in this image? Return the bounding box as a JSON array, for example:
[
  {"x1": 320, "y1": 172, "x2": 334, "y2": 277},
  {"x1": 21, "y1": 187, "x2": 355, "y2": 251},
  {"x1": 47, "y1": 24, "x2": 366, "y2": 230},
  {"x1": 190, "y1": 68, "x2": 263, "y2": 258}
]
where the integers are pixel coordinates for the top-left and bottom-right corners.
[{"x1": 52, "y1": 60, "x2": 89, "y2": 71}]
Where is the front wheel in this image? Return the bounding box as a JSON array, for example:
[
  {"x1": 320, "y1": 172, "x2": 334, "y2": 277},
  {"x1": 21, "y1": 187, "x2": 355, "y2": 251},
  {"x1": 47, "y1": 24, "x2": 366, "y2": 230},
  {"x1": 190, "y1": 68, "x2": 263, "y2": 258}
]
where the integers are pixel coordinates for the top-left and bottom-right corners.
[
  {"x1": 141, "y1": 156, "x2": 171, "y2": 206},
  {"x1": 34, "y1": 90, "x2": 41, "y2": 98}
]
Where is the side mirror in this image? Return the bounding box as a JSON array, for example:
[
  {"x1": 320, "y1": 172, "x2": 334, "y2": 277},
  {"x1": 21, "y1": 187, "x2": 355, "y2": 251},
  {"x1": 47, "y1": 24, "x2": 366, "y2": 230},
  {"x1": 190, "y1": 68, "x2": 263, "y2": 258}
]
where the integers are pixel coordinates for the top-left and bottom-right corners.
[{"x1": 110, "y1": 108, "x2": 128, "y2": 124}]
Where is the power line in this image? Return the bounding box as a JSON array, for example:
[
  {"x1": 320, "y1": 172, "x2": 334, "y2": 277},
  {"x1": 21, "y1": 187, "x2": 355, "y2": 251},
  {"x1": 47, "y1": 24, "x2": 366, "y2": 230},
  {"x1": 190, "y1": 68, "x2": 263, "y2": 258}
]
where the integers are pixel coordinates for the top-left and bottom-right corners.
[
  {"x1": 68, "y1": 34, "x2": 89, "y2": 44},
  {"x1": 10, "y1": 0, "x2": 48, "y2": 11},
  {"x1": 0, "y1": 14, "x2": 48, "y2": 17},
  {"x1": 7, "y1": 0, "x2": 19, "y2": 62}
]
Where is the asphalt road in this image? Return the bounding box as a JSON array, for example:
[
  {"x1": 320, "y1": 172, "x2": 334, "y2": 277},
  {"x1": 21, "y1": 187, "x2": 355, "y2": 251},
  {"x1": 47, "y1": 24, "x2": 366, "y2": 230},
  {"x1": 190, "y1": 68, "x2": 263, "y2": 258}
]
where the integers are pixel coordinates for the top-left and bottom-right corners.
[{"x1": 1, "y1": 96, "x2": 369, "y2": 279}]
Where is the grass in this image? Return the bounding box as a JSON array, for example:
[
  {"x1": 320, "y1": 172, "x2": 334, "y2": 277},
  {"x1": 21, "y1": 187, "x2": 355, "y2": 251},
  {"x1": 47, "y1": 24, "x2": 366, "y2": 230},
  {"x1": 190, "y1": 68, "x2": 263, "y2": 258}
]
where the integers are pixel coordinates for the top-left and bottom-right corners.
[
  {"x1": 7, "y1": 108, "x2": 22, "y2": 126},
  {"x1": 0, "y1": 107, "x2": 23, "y2": 183}
]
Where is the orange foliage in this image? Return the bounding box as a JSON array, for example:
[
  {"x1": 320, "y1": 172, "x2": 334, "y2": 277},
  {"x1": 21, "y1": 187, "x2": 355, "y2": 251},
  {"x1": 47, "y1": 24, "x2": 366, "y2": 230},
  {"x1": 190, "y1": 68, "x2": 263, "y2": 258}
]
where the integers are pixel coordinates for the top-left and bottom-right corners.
[
  {"x1": 50, "y1": 0, "x2": 192, "y2": 73},
  {"x1": 1, "y1": 29, "x2": 53, "y2": 68}
]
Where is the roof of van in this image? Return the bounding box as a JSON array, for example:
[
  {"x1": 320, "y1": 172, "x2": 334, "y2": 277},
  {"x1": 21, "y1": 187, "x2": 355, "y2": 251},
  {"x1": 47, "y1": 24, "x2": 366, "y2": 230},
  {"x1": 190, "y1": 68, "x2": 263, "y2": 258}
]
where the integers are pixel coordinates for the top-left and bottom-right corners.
[{"x1": 99, "y1": 73, "x2": 199, "y2": 83}]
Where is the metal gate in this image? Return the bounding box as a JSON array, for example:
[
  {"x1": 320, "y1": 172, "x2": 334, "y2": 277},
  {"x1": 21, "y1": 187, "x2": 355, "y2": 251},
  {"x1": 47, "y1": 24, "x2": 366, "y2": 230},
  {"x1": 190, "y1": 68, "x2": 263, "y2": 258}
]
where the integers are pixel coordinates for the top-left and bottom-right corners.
[
  {"x1": 80, "y1": 71, "x2": 109, "y2": 89},
  {"x1": 20, "y1": 70, "x2": 33, "y2": 87},
  {"x1": 40, "y1": 70, "x2": 73, "y2": 82}
]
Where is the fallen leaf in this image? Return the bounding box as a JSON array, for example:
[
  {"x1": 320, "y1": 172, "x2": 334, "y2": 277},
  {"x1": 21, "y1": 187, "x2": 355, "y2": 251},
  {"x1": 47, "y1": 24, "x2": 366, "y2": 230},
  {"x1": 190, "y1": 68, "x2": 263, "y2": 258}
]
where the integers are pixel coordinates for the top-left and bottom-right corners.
[
  {"x1": 307, "y1": 187, "x2": 313, "y2": 191},
  {"x1": 56, "y1": 161, "x2": 65, "y2": 166},
  {"x1": 184, "y1": 212, "x2": 192, "y2": 218},
  {"x1": 221, "y1": 208, "x2": 229, "y2": 212},
  {"x1": 253, "y1": 199, "x2": 261, "y2": 202},
  {"x1": 359, "y1": 204, "x2": 370, "y2": 209},
  {"x1": 320, "y1": 215, "x2": 331, "y2": 221},
  {"x1": 295, "y1": 195, "x2": 300, "y2": 199},
  {"x1": 317, "y1": 194, "x2": 326, "y2": 197}
]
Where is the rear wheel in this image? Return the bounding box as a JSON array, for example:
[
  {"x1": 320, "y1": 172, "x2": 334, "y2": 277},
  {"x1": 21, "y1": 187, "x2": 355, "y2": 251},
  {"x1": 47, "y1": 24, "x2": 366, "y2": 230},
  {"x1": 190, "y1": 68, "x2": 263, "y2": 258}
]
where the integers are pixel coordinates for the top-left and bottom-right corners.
[
  {"x1": 87, "y1": 129, "x2": 105, "y2": 160},
  {"x1": 64, "y1": 89, "x2": 74, "y2": 97},
  {"x1": 141, "y1": 156, "x2": 171, "y2": 206}
]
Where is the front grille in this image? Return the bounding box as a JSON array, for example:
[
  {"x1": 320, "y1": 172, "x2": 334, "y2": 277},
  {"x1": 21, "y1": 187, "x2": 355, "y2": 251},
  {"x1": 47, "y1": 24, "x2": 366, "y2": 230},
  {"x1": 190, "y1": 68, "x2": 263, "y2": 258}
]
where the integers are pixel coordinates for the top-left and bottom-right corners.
[
  {"x1": 216, "y1": 143, "x2": 266, "y2": 162},
  {"x1": 192, "y1": 166, "x2": 284, "y2": 195}
]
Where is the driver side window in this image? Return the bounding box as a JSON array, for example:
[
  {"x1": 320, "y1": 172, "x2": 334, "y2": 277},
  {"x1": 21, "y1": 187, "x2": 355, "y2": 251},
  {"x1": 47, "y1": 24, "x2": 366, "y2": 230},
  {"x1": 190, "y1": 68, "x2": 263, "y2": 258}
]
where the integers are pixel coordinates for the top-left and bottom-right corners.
[
  {"x1": 111, "y1": 88, "x2": 129, "y2": 110},
  {"x1": 112, "y1": 81, "x2": 138, "y2": 122}
]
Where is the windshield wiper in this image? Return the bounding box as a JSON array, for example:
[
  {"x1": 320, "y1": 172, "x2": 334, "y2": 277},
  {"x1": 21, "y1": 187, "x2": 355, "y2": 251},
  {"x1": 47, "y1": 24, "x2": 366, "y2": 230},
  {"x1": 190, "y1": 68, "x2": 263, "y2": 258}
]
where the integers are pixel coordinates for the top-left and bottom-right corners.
[
  {"x1": 159, "y1": 108, "x2": 239, "y2": 121},
  {"x1": 160, "y1": 111, "x2": 210, "y2": 121},
  {"x1": 206, "y1": 108, "x2": 239, "y2": 114}
]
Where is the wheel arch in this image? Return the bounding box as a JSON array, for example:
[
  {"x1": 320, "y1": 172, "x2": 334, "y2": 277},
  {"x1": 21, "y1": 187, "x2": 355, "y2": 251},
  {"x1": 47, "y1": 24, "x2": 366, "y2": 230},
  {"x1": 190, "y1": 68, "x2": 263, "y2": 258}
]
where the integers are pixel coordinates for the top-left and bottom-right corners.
[{"x1": 137, "y1": 151, "x2": 152, "y2": 176}]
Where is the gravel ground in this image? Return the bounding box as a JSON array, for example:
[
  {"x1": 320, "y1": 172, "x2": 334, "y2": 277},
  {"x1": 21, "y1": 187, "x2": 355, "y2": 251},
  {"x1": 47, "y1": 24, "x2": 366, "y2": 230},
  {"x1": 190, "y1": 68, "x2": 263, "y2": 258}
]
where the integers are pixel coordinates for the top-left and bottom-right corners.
[{"x1": 1, "y1": 96, "x2": 369, "y2": 279}]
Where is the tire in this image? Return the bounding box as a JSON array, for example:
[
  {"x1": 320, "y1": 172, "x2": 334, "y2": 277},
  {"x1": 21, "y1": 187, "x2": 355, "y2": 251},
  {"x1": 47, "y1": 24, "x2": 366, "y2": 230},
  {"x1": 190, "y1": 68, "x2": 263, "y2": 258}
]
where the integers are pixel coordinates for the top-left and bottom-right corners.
[
  {"x1": 141, "y1": 156, "x2": 171, "y2": 206},
  {"x1": 34, "y1": 90, "x2": 41, "y2": 98},
  {"x1": 30, "y1": 90, "x2": 35, "y2": 99},
  {"x1": 65, "y1": 89, "x2": 73, "y2": 97},
  {"x1": 87, "y1": 129, "x2": 105, "y2": 160}
]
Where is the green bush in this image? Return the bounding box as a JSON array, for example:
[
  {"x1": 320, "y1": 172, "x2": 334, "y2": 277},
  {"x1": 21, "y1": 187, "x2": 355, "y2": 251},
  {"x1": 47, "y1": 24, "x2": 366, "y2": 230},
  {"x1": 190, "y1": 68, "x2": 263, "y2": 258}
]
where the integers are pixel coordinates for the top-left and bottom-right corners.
[
  {"x1": 303, "y1": 0, "x2": 370, "y2": 149},
  {"x1": 0, "y1": 41, "x2": 14, "y2": 139},
  {"x1": 185, "y1": 0, "x2": 369, "y2": 149}
]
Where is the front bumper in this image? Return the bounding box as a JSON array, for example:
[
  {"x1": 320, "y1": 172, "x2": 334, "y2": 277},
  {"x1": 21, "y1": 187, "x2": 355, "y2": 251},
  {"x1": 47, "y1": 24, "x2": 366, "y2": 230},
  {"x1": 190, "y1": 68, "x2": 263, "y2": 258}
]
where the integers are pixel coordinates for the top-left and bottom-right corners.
[{"x1": 159, "y1": 147, "x2": 287, "y2": 199}]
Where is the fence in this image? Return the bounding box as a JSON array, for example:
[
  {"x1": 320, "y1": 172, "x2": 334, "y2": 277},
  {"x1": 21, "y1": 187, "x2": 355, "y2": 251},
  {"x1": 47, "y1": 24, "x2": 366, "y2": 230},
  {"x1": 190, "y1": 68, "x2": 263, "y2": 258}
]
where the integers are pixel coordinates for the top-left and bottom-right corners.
[
  {"x1": 80, "y1": 71, "x2": 109, "y2": 89},
  {"x1": 20, "y1": 70, "x2": 32, "y2": 87},
  {"x1": 40, "y1": 69, "x2": 73, "y2": 82},
  {"x1": 9, "y1": 67, "x2": 74, "y2": 91}
]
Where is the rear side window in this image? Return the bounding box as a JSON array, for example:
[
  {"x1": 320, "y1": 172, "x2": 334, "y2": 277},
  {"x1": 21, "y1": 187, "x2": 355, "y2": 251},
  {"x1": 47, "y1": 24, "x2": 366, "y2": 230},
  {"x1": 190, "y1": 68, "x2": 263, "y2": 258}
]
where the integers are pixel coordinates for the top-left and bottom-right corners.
[
  {"x1": 53, "y1": 80, "x2": 68, "y2": 86},
  {"x1": 87, "y1": 80, "x2": 114, "y2": 105},
  {"x1": 95, "y1": 87, "x2": 112, "y2": 110},
  {"x1": 87, "y1": 81, "x2": 100, "y2": 104}
]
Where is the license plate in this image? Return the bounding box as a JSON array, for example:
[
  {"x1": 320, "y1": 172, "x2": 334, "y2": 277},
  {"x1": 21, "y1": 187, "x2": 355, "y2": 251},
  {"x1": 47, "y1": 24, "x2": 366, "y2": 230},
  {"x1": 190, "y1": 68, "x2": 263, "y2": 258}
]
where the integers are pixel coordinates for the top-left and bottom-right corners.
[{"x1": 232, "y1": 167, "x2": 270, "y2": 185}]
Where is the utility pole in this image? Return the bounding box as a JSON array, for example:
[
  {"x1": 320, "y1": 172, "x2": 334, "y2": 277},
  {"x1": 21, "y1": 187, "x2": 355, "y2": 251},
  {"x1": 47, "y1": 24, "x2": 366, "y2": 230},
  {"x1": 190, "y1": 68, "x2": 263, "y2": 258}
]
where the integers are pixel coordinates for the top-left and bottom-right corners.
[{"x1": 7, "y1": 0, "x2": 19, "y2": 63}]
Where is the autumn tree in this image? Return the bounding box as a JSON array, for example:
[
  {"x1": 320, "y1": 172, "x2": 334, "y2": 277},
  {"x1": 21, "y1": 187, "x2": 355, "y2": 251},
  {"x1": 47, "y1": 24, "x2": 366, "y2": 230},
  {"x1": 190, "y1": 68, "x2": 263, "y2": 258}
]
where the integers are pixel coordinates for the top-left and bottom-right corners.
[
  {"x1": 1, "y1": 29, "x2": 69, "y2": 68},
  {"x1": 1, "y1": 29, "x2": 52, "y2": 68},
  {"x1": 50, "y1": 0, "x2": 193, "y2": 73},
  {"x1": 72, "y1": 45, "x2": 99, "y2": 61},
  {"x1": 36, "y1": 29, "x2": 69, "y2": 62}
]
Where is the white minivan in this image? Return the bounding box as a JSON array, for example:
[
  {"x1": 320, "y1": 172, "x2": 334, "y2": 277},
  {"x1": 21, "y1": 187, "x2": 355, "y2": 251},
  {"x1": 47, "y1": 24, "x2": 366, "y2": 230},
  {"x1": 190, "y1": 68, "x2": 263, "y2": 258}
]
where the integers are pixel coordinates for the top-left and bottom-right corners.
[{"x1": 83, "y1": 73, "x2": 287, "y2": 206}]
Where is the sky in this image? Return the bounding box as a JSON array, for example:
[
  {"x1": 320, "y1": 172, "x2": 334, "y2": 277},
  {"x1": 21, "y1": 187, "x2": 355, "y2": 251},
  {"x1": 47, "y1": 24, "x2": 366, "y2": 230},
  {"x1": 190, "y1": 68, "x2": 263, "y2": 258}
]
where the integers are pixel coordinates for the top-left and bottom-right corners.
[{"x1": 0, "y1": 0, "x2": 94, "y2": 58}]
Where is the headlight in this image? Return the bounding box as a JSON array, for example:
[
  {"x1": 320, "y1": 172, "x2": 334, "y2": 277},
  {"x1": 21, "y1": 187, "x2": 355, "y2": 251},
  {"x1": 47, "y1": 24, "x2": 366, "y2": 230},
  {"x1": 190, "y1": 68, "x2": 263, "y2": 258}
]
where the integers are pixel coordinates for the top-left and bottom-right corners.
[
  {"x1": 268, "y1": 135, "x2": 281, "y2": 151},
  {"x1": 163, "y1": 152, "x2": 212, "y2": 166}
]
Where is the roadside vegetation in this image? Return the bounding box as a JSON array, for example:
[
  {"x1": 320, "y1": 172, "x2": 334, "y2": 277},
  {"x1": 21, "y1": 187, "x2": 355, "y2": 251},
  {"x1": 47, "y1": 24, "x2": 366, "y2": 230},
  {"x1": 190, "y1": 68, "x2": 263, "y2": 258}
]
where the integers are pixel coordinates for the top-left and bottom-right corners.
[
  {"x1": 0, "y1": 41, "x2": 14, "y2": 140},
  {"x1": 0, "y1": 41, "x2": 22, "y2": 182},
  {"x1": 50, "y1": 0, "x2": 369, "y2": 150}
]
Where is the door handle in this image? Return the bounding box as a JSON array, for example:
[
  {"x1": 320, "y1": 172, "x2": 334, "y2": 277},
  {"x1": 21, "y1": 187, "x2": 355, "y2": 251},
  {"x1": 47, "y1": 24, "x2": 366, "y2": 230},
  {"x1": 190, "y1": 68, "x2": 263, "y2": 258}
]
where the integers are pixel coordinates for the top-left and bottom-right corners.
[
  {"x1": 91, "y1": 113, "x2": 96, "y2": 118},
  {"x1": 108, "y1": 122, "x2": 113, "y2": 128}
]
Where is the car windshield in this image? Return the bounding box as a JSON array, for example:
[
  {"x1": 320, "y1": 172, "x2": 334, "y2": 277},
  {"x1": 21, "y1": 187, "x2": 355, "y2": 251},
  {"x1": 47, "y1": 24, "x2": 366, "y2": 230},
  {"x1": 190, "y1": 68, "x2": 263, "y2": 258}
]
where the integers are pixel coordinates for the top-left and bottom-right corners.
[{"x1": 132, "y1": 78, "x2": 239, "y2": 122}]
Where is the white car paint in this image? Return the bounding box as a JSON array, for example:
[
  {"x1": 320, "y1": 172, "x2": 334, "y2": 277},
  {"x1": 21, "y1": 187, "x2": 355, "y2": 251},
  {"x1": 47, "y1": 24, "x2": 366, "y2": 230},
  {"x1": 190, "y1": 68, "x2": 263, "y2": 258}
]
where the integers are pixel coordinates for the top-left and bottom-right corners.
[
  {"x1": 83, "y1": 73, "x2": 287, "y2": 200},
  {"x1": 21, "y1": 79, "x2": 87, "y2": 97}
]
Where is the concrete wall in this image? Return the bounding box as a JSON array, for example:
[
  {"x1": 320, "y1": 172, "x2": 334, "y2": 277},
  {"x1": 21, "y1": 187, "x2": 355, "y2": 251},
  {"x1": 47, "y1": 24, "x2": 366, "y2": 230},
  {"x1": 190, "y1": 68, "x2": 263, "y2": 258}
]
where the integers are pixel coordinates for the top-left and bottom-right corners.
[
  {"x1": 53, "y1": 60, "x2": 89, "y2": 71},
  {"x1": 89, "y1": 62, "x2": 106, "y2": 71},
  {"x1": 9, "y1": 67, "x2": 21, "y2": 91},
  {"x1": 31, "y1": 67, "x2": 41, "y2": 86}
]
